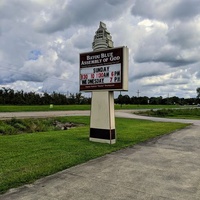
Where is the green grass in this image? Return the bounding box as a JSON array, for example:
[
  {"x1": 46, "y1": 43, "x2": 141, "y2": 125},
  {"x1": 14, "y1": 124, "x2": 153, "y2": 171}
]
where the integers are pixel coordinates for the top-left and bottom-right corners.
[
  {"x1": 136, "y1": 108, "x2": 200, "y2": 120},
  {"x1": 0, "y1": 104, "x2": 184, "y2": 112},
  {"x1": 0, "y1": 116, "x2": 189, "y2": 193},
  {"x1": 0, "y1": 105, "x2": 91, "y2": 112},
  {"x1": 115, "y1": 104, "x2": 183, "y2": 110}
]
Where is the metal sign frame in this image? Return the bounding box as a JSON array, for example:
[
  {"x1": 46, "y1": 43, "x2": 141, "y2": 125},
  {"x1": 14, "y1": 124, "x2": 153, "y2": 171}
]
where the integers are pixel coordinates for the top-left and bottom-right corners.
[{"x1": 80, "y1": 46, "x2": 128, "y2": 91}]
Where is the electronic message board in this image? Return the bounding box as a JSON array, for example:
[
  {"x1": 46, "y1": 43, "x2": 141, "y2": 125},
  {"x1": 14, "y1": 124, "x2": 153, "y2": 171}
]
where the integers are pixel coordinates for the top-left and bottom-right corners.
[{"x1": 79, "y1": 46, "x2": 128, "y2": 91}]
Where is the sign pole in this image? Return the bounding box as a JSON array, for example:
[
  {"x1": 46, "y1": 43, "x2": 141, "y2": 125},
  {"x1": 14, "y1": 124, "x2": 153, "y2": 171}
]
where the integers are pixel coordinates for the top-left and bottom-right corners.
[{"x1": 90, "y1": 90, "x2": 115, "y2": 144}]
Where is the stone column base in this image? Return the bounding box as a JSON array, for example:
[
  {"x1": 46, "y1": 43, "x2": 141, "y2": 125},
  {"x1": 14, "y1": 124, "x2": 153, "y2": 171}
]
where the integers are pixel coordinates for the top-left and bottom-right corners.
[{"x1": 90, "y1": 128, "x2": 116, "y2": 144}]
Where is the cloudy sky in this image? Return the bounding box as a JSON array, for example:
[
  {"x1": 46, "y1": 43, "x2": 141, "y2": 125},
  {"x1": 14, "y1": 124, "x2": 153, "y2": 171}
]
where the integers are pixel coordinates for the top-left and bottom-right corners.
[{"x1": 0, "y1": 0, "x2": 200, "y2": 98}]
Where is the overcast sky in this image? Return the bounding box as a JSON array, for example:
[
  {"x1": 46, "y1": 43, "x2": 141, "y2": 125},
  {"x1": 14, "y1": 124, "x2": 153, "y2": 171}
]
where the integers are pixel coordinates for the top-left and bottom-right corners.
[{"x1": 0, "y1": 0, "x2": 200, "y2": 98}]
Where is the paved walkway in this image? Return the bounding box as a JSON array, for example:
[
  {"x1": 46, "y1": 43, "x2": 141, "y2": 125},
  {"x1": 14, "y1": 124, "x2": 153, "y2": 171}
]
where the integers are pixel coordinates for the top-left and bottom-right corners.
[{"x1": 1, "y1": 111, "x2": 200, "y2": 200}]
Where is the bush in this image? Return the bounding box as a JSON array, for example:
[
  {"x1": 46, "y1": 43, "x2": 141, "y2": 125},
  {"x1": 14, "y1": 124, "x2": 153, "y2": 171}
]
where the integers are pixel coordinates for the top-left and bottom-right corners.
[
  {"x1": 13, "y1": 123, "x2": 27, "y2": 131},
  {"x1": 137, "y1": 108, "x2": 200, "y2": 119},
  {"x1": 0, "y1": 124, "x2": 16, "y2": 135},
  {"x1": 0, "y1": 117, "x2": 82, "y2": 135}
]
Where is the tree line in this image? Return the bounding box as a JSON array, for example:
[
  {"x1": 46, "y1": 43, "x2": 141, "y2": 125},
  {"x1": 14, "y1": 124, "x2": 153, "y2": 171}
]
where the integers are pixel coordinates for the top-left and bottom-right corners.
[
  {"x1": 0, "y1": 88, "x2": 90, "y2": 105},
  {"x1": 115, "y1": 94, "x2": 199, "y2": 105},
  {"x1": 116, "y1": 88, "x2": 200, "y2": 105},
  {"x1": 0, "y1": 87, "x2": 199, "y2": 105}
]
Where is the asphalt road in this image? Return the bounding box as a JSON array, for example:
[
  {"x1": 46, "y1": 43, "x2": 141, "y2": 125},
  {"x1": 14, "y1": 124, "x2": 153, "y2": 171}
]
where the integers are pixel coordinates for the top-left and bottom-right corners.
[
  {"x1": 0, "y1": 110, "x2": 91, "y2": 119},
  {"x1": 1, "y1": 110, "x2": 200, "y2": 200},
  {"x1": 0, "y1": 109, "x2": 199, "y2": 125}
]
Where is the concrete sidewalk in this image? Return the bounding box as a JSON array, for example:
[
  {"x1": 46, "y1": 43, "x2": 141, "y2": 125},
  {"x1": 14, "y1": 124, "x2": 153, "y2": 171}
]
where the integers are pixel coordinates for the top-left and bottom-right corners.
[{"x1": 1, "y1": 119, "x2": 200, "y2": 200}]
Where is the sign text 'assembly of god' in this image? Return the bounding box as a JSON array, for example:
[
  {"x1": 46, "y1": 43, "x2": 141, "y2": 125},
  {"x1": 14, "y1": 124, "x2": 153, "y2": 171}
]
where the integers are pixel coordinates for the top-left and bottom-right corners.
[{"x1": 80, "y1": 46, "x2": 128, "y2": 91}]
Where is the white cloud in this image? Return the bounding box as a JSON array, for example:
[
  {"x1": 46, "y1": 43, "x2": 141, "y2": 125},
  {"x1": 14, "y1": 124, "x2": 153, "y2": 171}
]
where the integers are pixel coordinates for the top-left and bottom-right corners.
[
  {"x1": 0, "y1": 81, "x2": 43, "y2": 93},
  {"x1": 168, "y1": 19, "x2": 200, "y2": 49},
  {"x1": 34, "y1": 0, "x2": 132, "y2": 33},
  {"x1": 0, "y1": 0, "x2": 199, "y2": 98},
  {"x1": 132, "y1": 0, "x2": 200, "y2": 22}
]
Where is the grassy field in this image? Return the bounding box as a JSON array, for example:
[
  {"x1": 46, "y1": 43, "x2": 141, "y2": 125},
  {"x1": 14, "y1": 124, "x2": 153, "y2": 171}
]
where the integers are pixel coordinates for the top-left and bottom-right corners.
[
  {"x1": 0, "y1": 116, "x2": 189, "y2": 193},
  {"x1": 0, "y1": 105, "x2": 91, "y2": 112},
  {"x1": 136, "y1": 108, "x2": 200, "y2": 120},
  {"x1": 115, "y1": 104, "x2": 183, "y2": 110},
  {"x1": 0, "y1": 104, "x2": 184, "y2": 112}
]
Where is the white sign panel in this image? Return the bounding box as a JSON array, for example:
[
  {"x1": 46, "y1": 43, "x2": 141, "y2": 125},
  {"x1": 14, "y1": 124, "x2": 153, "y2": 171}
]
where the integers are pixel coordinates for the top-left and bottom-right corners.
[{"x1": 79, "y1": 46, "x2": 128, "y2": 91}]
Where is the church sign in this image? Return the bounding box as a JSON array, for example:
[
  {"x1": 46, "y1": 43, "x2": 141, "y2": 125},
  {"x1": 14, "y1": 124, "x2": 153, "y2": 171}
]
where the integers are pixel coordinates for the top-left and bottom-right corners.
[{"x1": 80, "y1": 46, "x2": 128, "y2": 91}]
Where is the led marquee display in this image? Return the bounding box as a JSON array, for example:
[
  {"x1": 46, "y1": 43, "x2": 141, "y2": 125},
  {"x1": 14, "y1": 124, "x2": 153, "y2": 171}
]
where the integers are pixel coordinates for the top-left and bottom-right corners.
[{"x1": 79, "y1": 46, "x2": 128, "y2": 91}]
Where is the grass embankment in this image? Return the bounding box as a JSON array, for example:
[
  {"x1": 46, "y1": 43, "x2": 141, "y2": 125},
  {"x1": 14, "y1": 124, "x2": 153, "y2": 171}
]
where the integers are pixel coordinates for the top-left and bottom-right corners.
[
  {"x1": 136, "y1": 108, "x2": 200, "y2": 120},
  {"x1": 0, "y1": 104, "x2": 183, "y2": 112},
  {"x1": 0, "y1": 116, "x2": 189, "y2": 193},
  {"x1": 0, "y1": 118, "x2": 74, "y2": 135}
]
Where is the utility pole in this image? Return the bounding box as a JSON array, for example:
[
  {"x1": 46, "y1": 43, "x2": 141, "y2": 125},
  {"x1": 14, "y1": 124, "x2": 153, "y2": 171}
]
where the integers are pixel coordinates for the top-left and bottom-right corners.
[
  {"x1": 137, "y1": 90, "x2": 141, "y2": 106},
  {"x1": 137, "y1": 90, "x2": 140, "y2": 97}
]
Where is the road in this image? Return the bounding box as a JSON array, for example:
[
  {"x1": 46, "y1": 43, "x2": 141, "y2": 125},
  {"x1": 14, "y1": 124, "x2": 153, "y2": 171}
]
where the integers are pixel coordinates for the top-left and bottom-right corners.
[
  {"x1": 0, "y1": 110, "x2": 90, "y2": 119},
  {"x1": 1, "y1": 110, "x2": 200, "y2": 200},
  {"x1": 0, "y1": 110, "x2": 199, "y2": 125}
]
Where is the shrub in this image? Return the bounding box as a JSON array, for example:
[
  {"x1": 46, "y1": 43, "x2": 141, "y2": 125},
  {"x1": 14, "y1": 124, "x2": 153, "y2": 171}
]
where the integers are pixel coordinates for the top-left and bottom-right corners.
[
  {"x1": 0, "y1": 124, "x2": 16, "y2": 135},
  {"x1": 0, "y1": 117, "x2": 81, "y2": 135}
]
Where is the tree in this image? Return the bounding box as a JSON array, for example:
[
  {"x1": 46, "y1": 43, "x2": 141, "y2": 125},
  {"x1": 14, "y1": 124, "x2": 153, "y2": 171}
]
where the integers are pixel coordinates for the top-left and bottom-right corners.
[
  {"x1": 116, "y1": 94, "x2": 123, "y2": 107},
  {"x1": 75, "y1": 93, "x2": 83, "y2": 104}
]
